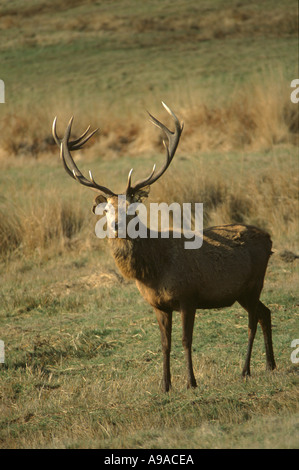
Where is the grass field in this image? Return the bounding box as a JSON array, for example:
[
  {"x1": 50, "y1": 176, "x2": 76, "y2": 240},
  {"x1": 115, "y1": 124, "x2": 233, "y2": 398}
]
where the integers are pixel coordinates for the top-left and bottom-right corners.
[{"x1": 0, "y1": 0, "x2": 298, "y2": 449}]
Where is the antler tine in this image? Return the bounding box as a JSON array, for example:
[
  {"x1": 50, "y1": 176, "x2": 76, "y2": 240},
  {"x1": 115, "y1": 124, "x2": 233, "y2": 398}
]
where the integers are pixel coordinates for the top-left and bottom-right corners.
[
  {"x1": 70, "y1": 127, "x2": 99, "y2": 150},
  {"x1": 126, "y1": 164, "x2": 156, "y2": 196},
  {"x1": 52, "y1": 116, "x2": 116, "y2": 196},
  {"x1": 126, "y1": 102, "x2": 183, "y2": 196},
  {"x1": 52, "y1": 116, "x2": 61, "y2": 147},
  {"x1": 60, "y1": 117, "x2": 92, "y2": 183},
  {"x1": 52, "y1": 116, "x2": 97, "y2": 150},
  {"x1": 148, "y1": 101, "x2": 183, "y2": 163}
]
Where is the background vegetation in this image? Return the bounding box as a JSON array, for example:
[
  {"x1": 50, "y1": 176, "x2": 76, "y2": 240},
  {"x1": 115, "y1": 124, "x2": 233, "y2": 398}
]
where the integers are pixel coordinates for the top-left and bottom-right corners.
[{"x1": 0, "y1": 0, "x2": 298, "y2": 448}]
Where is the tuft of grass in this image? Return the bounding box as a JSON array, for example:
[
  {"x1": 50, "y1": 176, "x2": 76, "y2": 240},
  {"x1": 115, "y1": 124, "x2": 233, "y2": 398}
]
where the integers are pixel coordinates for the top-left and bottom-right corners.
[
  {"x1": 178, "y1": 72, "x2": 298, "y2": 153},
  {"x1": 0, "y1": 201, "x2": 23, "y2": 256},
  {"x1": 0, "y1": 191, "x2": 88, "y2": 259}
]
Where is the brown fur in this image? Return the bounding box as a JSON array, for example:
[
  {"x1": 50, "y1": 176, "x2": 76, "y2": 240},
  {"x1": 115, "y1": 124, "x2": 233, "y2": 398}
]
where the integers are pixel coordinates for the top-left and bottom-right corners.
[{"x1": 104, "y1": 195, "x2": 276, "y2": 392}]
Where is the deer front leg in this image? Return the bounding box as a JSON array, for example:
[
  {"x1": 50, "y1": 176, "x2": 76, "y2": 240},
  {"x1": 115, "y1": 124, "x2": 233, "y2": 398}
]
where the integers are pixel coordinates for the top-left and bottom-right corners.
[
  {"x1": 181, "y1": 305, "x2": 197, "y2": 389},
  {"x1": 155, "y1": 308, "x2": 172, "y2": 392}
]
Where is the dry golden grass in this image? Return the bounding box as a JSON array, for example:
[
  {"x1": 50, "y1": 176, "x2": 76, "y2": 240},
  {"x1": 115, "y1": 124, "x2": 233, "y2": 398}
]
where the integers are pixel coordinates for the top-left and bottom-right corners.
[
  {"x1": 0, "y1": 74, "x2": 298, "y2": 260},
  {"x1": 178, "y1": 73, "x2": 299, "y2": 153},
  {"x1": 0, "y1": 190, "x2": 88, "y2": 259},
  {"x1": 0, "y1": 74, "x2": 298, "y2": 161},
  {"x1": 0, "y1": 147, "x2": 297, "y2": 262},
  {"x1": 152, "y1": 162, "x2": 298, "y2": 248}
]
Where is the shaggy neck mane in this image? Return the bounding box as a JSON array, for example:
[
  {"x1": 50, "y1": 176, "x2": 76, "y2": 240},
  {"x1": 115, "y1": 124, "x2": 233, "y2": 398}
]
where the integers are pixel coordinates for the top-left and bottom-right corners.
[{"x1": 108, "y1": 235, "x2": 161, "y2": 282}]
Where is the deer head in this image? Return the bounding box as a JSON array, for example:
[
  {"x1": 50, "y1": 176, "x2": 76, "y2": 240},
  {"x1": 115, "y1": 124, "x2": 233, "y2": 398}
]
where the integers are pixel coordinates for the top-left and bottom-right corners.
[{"x1": 52, "y1": 102, "x2": 184, "y2": 237}]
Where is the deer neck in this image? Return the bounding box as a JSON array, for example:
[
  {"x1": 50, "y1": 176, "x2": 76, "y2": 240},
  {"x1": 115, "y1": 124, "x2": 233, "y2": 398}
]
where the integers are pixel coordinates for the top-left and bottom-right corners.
[{"x1": 108, "y1": 233, "x2": 159, "y2": 282}]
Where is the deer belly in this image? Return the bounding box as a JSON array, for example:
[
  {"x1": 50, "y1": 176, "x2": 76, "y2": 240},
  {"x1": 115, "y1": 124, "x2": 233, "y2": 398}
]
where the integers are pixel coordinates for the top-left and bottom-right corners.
[
  {"x1": 136, "y1": 254, "x2": 253, "y2": 311},
  {"x1": 193, "y1": 267, "x2": 252, "y2": 308},
  {"x1": 135, "y1": 281, "x2": 180, "y2": 311},
  {"x1": 178, "y1": 256, "x2": 253, "y2": 309}
]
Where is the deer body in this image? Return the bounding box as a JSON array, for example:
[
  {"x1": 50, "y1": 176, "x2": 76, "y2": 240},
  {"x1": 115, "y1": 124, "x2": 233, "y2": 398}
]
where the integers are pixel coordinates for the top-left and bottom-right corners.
[
  {"x1": 107, "y1": 219, "x2": 275, "y2": 391},
  {"x1": 109, "y1": 223, "x2": 271, "y2": 311},
  {"x1": 53, "y1": 103, "x2": 276, "y2": 392}
]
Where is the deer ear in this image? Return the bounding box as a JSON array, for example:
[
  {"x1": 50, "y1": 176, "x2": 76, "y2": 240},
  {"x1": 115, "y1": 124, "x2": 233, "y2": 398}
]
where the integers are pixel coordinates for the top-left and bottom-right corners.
[
  {"x1": 95, "y1": 194, "x2": 108, "y2": 204},
  {"x1": 133, "y1": 186, "x2": 151, "y2": 202},
  {"x1": 92, "y1": 194, "x2": 107, "y2": 213}
]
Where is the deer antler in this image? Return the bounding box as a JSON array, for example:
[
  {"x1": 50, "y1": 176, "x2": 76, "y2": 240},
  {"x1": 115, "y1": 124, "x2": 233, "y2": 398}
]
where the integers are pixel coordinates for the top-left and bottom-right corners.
[
  {"x1": 52, "y1": 116, "x2": 116, "y2": 197},
  {"x1": 125, "y1": 102, "x2": 184, "y2": 197},
  {"x1": 52, "y1": 102, "x2": 183, "y2": 198}
]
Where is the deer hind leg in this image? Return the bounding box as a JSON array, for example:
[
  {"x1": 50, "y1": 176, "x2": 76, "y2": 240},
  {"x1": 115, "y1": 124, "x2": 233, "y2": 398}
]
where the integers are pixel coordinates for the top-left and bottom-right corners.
[
  {"x1": 243, "y1": 310, "x2": 258, "y2": 377},
  {"x1": 257, "y1": 301, "x2": 276, "y2": 372},
  {"x1": 238, "y1": 297, "x2": 258, "y2": 377},
  {"x1": 155, "y1": 308, "x2": 172, "y2": 392},
  {"x1": 181, "y1": 305, "x2": 197, "y2": 389}
]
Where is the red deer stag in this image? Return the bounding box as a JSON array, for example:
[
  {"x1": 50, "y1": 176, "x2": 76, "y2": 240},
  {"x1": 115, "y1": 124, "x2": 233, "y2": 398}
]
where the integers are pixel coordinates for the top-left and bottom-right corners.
[{"x1": 52, "y1": 103, "x2": 276, "y2": 392}]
